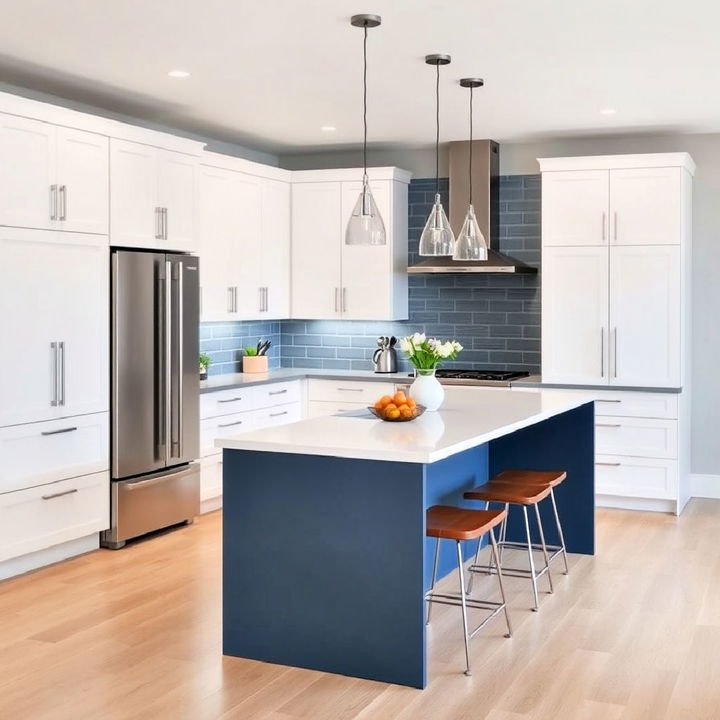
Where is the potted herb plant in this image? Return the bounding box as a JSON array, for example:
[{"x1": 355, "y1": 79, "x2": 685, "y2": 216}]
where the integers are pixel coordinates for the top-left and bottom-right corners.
[{"x1": 199, "y1": 352, "x2": 212, "y2": 380}]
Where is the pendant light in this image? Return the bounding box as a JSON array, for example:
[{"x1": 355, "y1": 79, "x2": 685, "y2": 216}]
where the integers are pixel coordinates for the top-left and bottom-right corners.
[
  {"x1": 345, "y1": 14, "x2": 386, "y2": 246},
  {"x1": 419, "y1": 54, "x2": 455, "y2": 257},
  {"x1": 453, "y1": 78, "x2": 489, "y2": 261}
]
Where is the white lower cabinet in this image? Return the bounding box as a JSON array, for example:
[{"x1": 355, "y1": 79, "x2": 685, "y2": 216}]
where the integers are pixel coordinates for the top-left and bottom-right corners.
[
  {"x1": 595, "y1": 416, "x2": 677, "y2": 459},
  {"x1": 595, "y1": 456, "x2": 678, "y2": 500},
  {"x1": 0, "y1": 471, "x2": 109, "y2": 563}
]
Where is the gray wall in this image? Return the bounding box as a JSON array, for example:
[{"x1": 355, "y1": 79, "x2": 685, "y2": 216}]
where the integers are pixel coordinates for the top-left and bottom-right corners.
[{"x1": 280, "y1": 133, "x2": 720, "y2": 476}]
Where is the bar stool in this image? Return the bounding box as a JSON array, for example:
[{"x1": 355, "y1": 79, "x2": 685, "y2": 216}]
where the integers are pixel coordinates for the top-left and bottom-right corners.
[
  {"x1": 488, "y1": 469, "x2": 569, "y2": 575},
  {"x1": 463, "y1": 479, "x2": 555, "y2": 611},
  {"x1": 425, "y1": 505, "x2": 512, "y2": 676}
]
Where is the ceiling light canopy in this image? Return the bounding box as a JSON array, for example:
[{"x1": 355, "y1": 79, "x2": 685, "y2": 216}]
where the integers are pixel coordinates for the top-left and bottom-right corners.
[
  {"x1": 600, "y1": 107, "x2": 617, "y2": 115},
  {"x1": 321, "y1": 125, "x2": 337, "y2": 132},
  {"x1": 167, "y1": 70, "x2": 190, "y2": 78}
]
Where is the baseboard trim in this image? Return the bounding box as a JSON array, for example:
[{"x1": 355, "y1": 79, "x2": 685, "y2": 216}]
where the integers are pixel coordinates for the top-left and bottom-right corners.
[
  {"x1": 596, "y1": 495, "x2": 676, "y2": 514},
  {"x1": 200, "y1": 495, "x2": 222, "y2": 514},
  {"x1": 0, "y1": 534, "x2": 99, "y2": 582},
  {"x1": 690, "y1": 474, "x2": 720, "y2": 499}
]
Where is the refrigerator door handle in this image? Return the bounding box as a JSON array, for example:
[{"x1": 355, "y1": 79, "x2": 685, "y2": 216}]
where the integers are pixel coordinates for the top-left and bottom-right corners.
[
  {"x1": 165, "y1": 260, "x2": 173, "y2": 465},
  {"x1": 50, "y1": 341, "x2": 58, "y2": 406},
  {"x1": 177, "y1": 261, "x2": 184, "y2": 458}
]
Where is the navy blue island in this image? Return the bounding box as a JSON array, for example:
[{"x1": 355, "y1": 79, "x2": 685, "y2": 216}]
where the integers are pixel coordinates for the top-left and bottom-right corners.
[{"x1": 216, "y1": 387, "x2": 594, "y2": 689}]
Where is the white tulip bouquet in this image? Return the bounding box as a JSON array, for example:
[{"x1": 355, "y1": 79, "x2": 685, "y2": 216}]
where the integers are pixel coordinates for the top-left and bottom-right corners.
[{"x1": 399, "y1": 332, "x2": 463, "y2": 371}]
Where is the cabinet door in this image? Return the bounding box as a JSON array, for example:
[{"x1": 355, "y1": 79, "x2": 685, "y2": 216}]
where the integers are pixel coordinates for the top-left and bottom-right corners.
[
  {"x1": 542, "y1": 170, "x2": 609, "y2": 246},
  {"x1": 55, "y1": 127, "x2": 109, "y2": 235},
  {"x1": 158, "y1": 150, "x2": 197, "y2": 252},
  {"x1": 610, "y1": 167, "x2": 682, "y2": 246},
  {"x1": 541, "y1": 246, "x2": 609, "y2": 384},
  {"x1": 341, "y1": 180, "x2": 393, "y2": 320},
  {"x1": 291, "y1": 182, "x2": 342, "y2": 319},
  {"x1": 110, "y1": 139, "x2": 158, "y2": 248},
  {"x1": 231, "y1": 173, "x2": 263, "y2": 319},
  {"x1": 0, "y1": 115, "x2": 55, "y2": 230},
  {"x1": 197, "y1": 165, "x2": 235, "y2": 321},
  {"x1": 261, "y1": 179, "x2": 291, "y2": 318},
  {"x1": 0, "y1": 229, "x2": 107, "y2": 426},
  {"x1": 610, "y1": 245, "x2": 681, "y2": 388}
]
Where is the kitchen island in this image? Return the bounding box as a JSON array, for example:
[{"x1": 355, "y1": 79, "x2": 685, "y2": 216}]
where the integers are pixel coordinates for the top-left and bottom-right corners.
[{"x1": 216, "y1": 387, "x2": 594, "y2": 688}]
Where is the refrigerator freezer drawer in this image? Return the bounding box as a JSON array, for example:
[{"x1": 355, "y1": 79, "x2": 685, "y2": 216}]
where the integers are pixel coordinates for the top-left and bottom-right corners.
[{"x1": 102, "y1": 463, "x2": 199, "y2": 548}]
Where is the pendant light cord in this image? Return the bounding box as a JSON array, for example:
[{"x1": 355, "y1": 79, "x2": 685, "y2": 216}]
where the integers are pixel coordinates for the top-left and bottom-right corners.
[
  {"x1": 363, "y1": 25, "x2": 368, "y2": 181},
  {"x1": 435, "y1": 62, "x2": 440, "y2": 197},
  {"x1": 469, "y1": 85, "x2": 473, "y2": 206}
]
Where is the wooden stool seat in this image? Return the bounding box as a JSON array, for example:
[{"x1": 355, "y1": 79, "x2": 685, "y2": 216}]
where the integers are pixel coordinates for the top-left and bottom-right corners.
[
  {"x1": 490, "y1": 469, "x2": 567, "y2": 488},
  {"x1": 426, "y1": 506, "x2": 506, "y2": 541},
  {"x1": 464, "y1": 482, "x2": 553, "y2": 506}
]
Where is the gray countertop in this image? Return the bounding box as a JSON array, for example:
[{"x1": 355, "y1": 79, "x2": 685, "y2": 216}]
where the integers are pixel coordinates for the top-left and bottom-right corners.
[{"x1": 513, "y1": 374, "x2": 681, "y2": 393}]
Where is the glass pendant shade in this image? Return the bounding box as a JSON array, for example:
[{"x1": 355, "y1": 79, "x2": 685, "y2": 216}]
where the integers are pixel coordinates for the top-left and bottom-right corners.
[
  {"x1": 453, "y1": 204, "x2": 488, "y2": 260},
  {"x1": 345, "y1": 178, "x2": 386, "y2": 246},
  {"x1": 419, "y1": 193, "x2": 455, "y2": 256}
]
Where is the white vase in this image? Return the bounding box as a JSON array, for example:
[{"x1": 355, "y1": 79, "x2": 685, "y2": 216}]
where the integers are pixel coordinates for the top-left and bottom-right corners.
[{"x1": 410, "y1": 368, "x2": 445, "y2": 411}]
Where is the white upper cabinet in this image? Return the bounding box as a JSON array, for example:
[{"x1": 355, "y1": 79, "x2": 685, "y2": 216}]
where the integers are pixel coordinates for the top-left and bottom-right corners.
[
  {"x1": 291, "y1": 182, "x2": 343, "y2": 320},
  {"x1": 261, "y1": 179, "x2": 291, "y2": 318},
  {"x1": 232, "y1": 174, "x2": 263, "y2": 317},
  {"x1": 291, "y1": 169, "x2": 410, "y2": 321},
  {"x1": 110, "y1": 139, "x2": 197, "y2": 251},
  {"x1": 0, "y1": 228, "x2": 108, "y2": 427},
  {"x1": 541, "y1": 170, "x2": 609, "y2": 246},
  {"x1": 610, "y1": 245, "x2": 681, "y2": 387},
  {"x1": 609, "y1": 167, "x2": 682, "y2": 246},
  {"x1": 541, "y1": 246, "x2": 609, "y2": 384},
  {"x1": 539, "y1": 153, "x2": 693, "y2": 389},
  {"x1": 0, "y1": 114, "x2": 108, "y2": 234}
]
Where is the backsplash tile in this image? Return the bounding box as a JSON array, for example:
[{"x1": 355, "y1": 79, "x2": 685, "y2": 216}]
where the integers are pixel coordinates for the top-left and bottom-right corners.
[
  {"x1": 200, "y1": 321, "x2": 281, "y2": 375},
  {"x1": 281, "y1": 175, "x2": 541, "y2": 374}
]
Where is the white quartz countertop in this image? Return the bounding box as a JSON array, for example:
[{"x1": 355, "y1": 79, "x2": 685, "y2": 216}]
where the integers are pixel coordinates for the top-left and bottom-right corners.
[{"x1": 215, "y1": 386, "x2": 594, "y2": 464}]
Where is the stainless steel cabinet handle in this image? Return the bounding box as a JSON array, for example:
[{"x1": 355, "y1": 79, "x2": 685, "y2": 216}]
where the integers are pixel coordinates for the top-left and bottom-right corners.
[
  {"x1": 258, "y1": 287, "x2": 264, "y2": 313},
  {"x1": 50, "y1": 185, "x2": 58, "y2": 221},
  {"x1": 41, "y1": 488, "x2": 78, "y2": 500},
  {"x1": 595, "y1": 462, "x2": 621, "y2": 467},
  {"x1": 50, "y1": 342, "x2": 58, "y2": 406},
  {"x1": 334, "y1": 288, "x2": 339, "y2": 313},
  {"x1": 600, "y1": 328, "x2": 604, "y2": 377},
  {"x1": 337, "y1": 387, "x2": 363, "y2": 392},
  {"x1": 218, "y1": 397, "x2": 243, "y2": 403},
  {"x1": 596, "y1": 423, "x2": 622, "y2": 428},
  {"x1": 41, "y1": 426, "x2": 77, "y2": 436},
  {"x1": 218, "y1": 420, "x2": 244, "y2": 428},
  {"x1": 268, "y1": 389, "x2": 288, "y2": 396},
  {"x1": 612, "y1": 328, "x2": 618, "y2": 378},
  {"x1": 58, "y1": 341, "x2": 65, "y2": 406},
  {"x1": 155, "y1": 207, "x2": 162, "y2": 239},
  {"x1": 613, "y1": 212, "x2": 618, "y2": 243},
  {"x1": 227, "y1": 287, "x2": 234, "y2": 313},
  {"x1": 602, "y1": 211, "x2": 606, "y2": 242},
  {"x1": 163, "y1": 207, "x2": 168, "y2": 240},
  {"x1": 342, "y1": 287, "x2": 347, "y2": 313},
  {"x1": 269, "y1": 411, "x2": 288, "y2": 417},
  {"x1": 595, "y1": 399, "x2": 621, "y2": 403},
  {"x1": 59, "y1": 185, "x2": 67, "y2": 220},
  {"x1": 264, "y1": 287, "x2": 269, "y2": 312}
]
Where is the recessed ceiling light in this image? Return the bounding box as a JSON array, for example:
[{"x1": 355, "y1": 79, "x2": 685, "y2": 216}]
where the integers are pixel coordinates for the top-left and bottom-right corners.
[
  {"x1": 168, "y1": 70, "x2": 190, "y2": 78},
  {"x1": 600, "y1": 108, "x2": 617, "y2": 116},
  {"x1": 321, "y1": 125, "x2": 337, "y2": 132}
]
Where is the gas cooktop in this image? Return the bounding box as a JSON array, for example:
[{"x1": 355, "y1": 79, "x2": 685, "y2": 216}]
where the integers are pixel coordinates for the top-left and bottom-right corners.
[{"x1": 408, "y1": 369, "x2": 531, "y2": 386}]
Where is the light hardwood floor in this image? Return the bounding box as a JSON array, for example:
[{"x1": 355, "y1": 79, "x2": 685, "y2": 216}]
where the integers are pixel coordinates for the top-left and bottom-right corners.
[{"x1": 1, "y1": 501, "x2": 719, "y2": 720}]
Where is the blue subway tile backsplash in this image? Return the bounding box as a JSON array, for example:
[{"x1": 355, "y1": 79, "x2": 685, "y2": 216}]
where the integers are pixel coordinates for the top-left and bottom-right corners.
[{"x1": 200, "y1": 174, "x2": 541, "y2": 376}]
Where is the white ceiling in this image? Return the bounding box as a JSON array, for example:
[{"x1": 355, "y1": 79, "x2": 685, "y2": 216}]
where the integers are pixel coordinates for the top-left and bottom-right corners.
[{"x1": 1, "y1": 0, "x2": 718, "y2": 155}]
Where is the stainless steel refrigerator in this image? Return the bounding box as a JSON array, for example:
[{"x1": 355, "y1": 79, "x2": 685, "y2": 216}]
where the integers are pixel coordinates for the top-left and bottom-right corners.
[{"x1": 102, "y1": 249, "x2": 200, "y2": 549}]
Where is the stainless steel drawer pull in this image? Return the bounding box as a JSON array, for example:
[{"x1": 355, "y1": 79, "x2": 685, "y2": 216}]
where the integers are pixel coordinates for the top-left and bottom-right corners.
[
  {"x1": 270, "y1": 411, "x2": 288, "y2": 417},
  {"x1": 41, "y1": 426, "x2": 78, "y2": 436},
  {"x1": 217, "y1": 397, "x2": 243, "y2": 403},
  {"x1": 268, "y1": 389, "x2": 288, "y2": 396},
  {"x1": 595, "y1": 399, "x2": 621, "y2": 403},
  {"x1": 50, "y1": 184, "x2": 58, "y2": 220},
  {"x1": 41, "y1": 488, "x2": 78, "y2": 500},
  {"x1": 337, "y1": 387, "x2": 363, "y2": 392},
  {"x1": 595, "y1": 462, "x2": 621, "y2": 467},
  {"x1": 596, "y1": 423, "x2": 622, "y2": 428},
  {"x1": 218, "y1": 420, "x2": 243, "y2": 427}
]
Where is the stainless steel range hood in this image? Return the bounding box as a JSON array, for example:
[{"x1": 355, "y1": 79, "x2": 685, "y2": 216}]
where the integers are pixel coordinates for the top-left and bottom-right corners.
[{"x1": 408, "y1": 140, "x2": 537, "y2": 274}]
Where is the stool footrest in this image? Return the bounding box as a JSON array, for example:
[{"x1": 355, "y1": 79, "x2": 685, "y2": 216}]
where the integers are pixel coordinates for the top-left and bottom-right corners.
[
  {"x1": 425, "y1": 592, "x2": 508, "y2": 640},
  {"x1": 469, "y1": 563, "x2": 551, "y2": 581}
]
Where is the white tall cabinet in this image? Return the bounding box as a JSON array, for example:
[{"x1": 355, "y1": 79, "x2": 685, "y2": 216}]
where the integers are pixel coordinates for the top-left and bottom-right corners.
[
  {"x1": 539, "y1": 153, "x2": 694, "y2": 514},
  {"x1": 291, "y1": 168, "x2": 410, "y2": 321}
]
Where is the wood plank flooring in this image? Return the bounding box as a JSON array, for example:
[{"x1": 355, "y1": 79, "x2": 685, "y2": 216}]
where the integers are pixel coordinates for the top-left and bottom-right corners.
[{"x1": 1, "y1": 501, "x2": 719, "y2": 720}]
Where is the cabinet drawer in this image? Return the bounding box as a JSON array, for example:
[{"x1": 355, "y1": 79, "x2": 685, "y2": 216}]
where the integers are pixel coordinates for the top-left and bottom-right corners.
[
  {"x1": 0, "y1": 471, "x2": 109, "y2": 562},
  {"x1": 592, "y1": 391, "x2": 678, "y2": 419},
  {"x1": 307, "y1": 400, "x2": 367, "y2": 418},
  {"x1": 200, "y1": 388, "x2": 253, "y2": 419},
  {"x1": 253, "y1": 402, "x2": 302, "y2": 429},
  {"x1": 253, "y1": 381, "x2": 301, "y2": 409},
  {"x1": 595, "y1": 417, "x2": 677, "y2": 459},
  {"x1": 0, "y1": 412, "x2": 109, "y2": 494},
  {"x1": 200, "y1": 455, "x2": 223, "y2": 502},
  {"x1": 595, "y1": 456, "x2": 677, "y2": 500},
  {"x1": 200, "y1": 412, "x2": 255, "y2": 457},
  {"x1": 308, "y1": 379, "x2": 395, "y2": 404}
]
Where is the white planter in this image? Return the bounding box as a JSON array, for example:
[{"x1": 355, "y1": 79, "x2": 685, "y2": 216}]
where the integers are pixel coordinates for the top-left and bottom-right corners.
[{"x1": 409, "y1": 369, "x2": 445, "y2": 411}]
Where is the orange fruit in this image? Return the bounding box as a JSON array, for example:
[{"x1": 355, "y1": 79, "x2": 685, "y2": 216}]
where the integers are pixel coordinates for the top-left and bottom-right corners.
[
  {"x1": 378, "y1": 395, "x2": 393, "y2": 408},
  {"x1": 406, "y1": 397, "x2": 417, "y2": 409},
  {"x1": 386, "y1": 408, "x2": 401, "y2": 420},
  {"x1": 374, "y1": 399, "x2": 385, "y2": 411},
  {"x1": 398, "y1": 403, "x2": 410, "y2": 412},
  {"x1": 400, "y1": 407, "x2": 413, "y2": 419},
  {"x1": 393, "y1": 391, "x2": 407, "y2": 406},
  {"x1": 384, "y1": 403, "x2": 397, "y2": 412}
]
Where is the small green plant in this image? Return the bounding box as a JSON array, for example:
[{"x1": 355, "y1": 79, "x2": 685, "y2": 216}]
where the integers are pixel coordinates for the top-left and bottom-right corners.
[
  {"x1": 199, "y1": 352, "x2": 212, "y2": 370},
  {"x1": 243, "y1": 346, "x2": 258, "y2": 357}
]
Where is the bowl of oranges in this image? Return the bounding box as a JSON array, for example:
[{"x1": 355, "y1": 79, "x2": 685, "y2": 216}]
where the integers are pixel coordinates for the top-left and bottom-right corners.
[{"x1": 369, "y1": 390, "x2": 425, "y2": 422}]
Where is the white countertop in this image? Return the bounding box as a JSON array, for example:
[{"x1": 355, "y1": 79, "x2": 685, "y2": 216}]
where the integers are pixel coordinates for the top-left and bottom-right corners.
[{"x1": 215, "y1": 386, "x2": 593, "y2": 464}]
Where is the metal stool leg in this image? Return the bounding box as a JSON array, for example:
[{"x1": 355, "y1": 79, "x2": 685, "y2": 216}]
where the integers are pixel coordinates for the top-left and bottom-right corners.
[
  {"x1": 455, "y1": 540, "x2": 472, "y2": 676},
  {"x1": 498, "y1": 502, "x2": 509, "y2": 566},
  {"x1": 426, "y1": 538, "x2": 440, "y2": 625},
  {"x1": 466, "y1": 535, "x2": 482, "y2": 595},
  {"x1": 522, "y1": 505, "x2": 540, "y2": 611},
  {"x1": 489, "y1": 528, "x2": 512, "y2": 639},
  {"x1": 484, "y1": 501, "x2": 494, "y2": 576},
  {"x1": 549, "y1": 488, "x2": 569, "y2": 575},
  {"x1": 533, "y1": 502, "x2": 554, "y2": 594}
]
